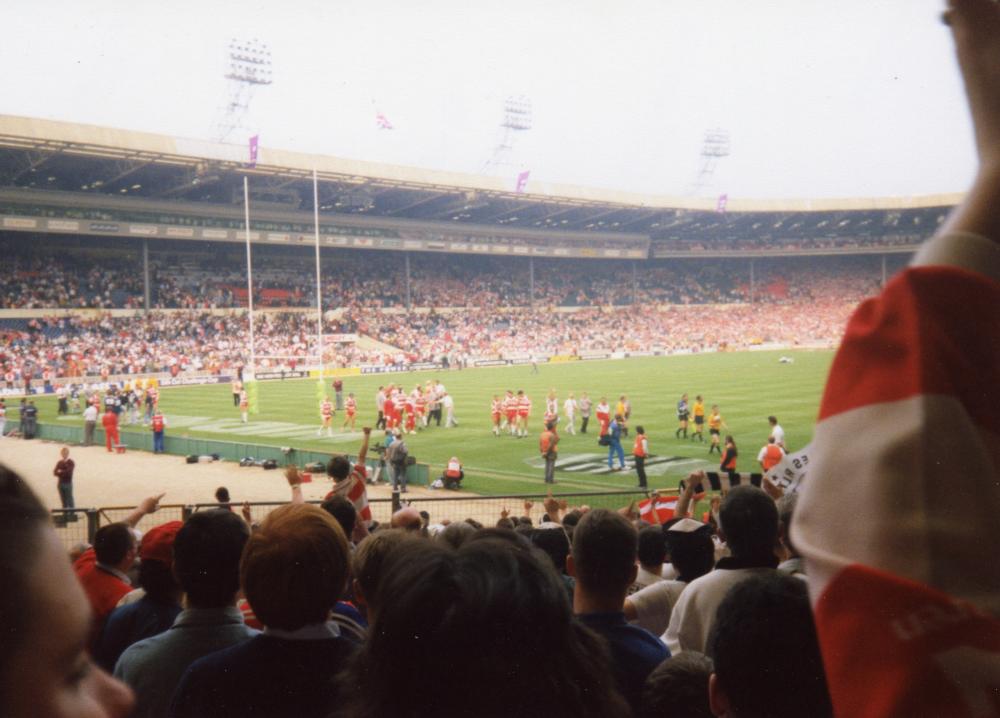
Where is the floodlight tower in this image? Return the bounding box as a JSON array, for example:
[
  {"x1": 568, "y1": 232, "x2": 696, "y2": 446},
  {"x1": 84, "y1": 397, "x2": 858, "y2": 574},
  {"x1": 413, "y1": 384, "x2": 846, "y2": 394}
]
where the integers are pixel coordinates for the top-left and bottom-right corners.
[
  {"x1": 690, "y1": 128, "x2": 731, "y2": 196},
  {"x1": 212, "y1": 38, "x2": 273, "y2": 143},
  {"x1": 482, "y1": 95, "x2": 533, "y2": 175}
]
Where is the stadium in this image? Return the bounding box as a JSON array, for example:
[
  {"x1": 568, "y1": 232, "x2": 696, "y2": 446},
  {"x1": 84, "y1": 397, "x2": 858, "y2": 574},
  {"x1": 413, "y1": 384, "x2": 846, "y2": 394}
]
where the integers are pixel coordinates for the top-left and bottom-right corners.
[
  {"x1": 1, "y1": 1, "x2": 997, "y2": 715},
  {"x1": 0, "y1": 113, "x2": 953, "y2": 496}
]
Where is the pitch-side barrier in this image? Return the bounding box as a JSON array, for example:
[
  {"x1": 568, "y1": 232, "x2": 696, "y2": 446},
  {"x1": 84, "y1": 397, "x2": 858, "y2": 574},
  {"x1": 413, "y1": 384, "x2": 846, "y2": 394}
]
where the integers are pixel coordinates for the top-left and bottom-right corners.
[{"x1": 50, "y1": 489, "x2": 666, "y2": 551}]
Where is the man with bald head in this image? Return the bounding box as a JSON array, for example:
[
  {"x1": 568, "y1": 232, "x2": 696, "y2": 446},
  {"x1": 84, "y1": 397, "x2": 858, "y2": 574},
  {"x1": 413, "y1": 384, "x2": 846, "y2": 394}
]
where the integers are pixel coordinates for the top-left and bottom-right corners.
[{"x1": 390, "y1": 507, "x2": 423, "y2": 533}]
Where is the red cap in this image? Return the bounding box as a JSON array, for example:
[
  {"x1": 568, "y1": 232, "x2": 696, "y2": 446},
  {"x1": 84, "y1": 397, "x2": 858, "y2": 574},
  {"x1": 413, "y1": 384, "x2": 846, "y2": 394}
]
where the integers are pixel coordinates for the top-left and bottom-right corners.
[{"x1": 139, "y1": 520, "x2": 183, "y2": 565}]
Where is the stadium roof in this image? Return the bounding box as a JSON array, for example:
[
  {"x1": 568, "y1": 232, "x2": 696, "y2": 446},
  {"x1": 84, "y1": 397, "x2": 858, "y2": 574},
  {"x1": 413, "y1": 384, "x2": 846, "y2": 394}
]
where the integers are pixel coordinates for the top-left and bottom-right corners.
[{"x1": 0, "y1": 114, "x2": 962, "y2": 239}]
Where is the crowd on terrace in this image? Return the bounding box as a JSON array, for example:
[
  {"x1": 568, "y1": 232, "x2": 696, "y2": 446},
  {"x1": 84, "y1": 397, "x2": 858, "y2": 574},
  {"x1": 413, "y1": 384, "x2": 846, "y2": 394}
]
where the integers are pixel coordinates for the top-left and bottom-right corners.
[
  {"x1": 0, "y1": 294, "x2": 856, "y2": 382},
  {"x1": 0, "y1": 238, "x2": 901, "y2": 311},
  {"x1": 0, "y1": 243, "x2": 894, "y2": 381}
]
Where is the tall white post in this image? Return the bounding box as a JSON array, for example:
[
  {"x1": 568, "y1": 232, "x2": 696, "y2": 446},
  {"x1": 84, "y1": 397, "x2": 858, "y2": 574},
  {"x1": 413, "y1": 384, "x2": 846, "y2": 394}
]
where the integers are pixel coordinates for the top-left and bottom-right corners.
[
  {"x1": 313, "y1": 169, "x2": 324, "y2": 375},
  {"x1": 243, "y1": 176, "x2": 256, "y2": 374}
]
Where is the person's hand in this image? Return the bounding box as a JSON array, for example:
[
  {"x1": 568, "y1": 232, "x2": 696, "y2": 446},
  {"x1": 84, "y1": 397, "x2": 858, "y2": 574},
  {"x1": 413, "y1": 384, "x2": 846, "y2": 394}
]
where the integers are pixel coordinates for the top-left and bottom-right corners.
[
  {"x1": 557, "y1": 499, "x2": 568, "y2": 511},
  {"x1": 523, "y1": 499, "x2": 533, "y2": 513},
  {"x1": 138, "y1": 493, "x2": 165, "y2": 515},
  {"x1": 362, "y1": 427, "x2": 372, "y2": 435},
  {"x1": 762, "y1": 477, "x2": 785, "y2": 501},
  {"x1": 543, "y1": 491, "x2": 560, "y2": 517},
  {"x1": 683, "y1": 471, "x2": 705, "y2": 496},
  {"x1": 500, "y1": 506, "x2": 510, "y2": 519},
  {"x1": 284, "y1": 465, "x2": 302, "y2": 487},
  {"x1": 618, "y1": 500, "x2": 638, "y2": 521},
  {"x1": 241, "y1": 501, "x2": 252, "y2": 524},
  {"x1": 650, "y1": 490, "x2": 661, "y2": 501}
]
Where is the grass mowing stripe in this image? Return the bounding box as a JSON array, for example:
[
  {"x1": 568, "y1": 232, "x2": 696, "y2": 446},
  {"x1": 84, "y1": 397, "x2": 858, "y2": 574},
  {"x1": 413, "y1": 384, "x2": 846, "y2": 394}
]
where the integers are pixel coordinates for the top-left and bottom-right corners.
[{"x1": 33, "y1": 350, "x2": 833, "y2": 497}]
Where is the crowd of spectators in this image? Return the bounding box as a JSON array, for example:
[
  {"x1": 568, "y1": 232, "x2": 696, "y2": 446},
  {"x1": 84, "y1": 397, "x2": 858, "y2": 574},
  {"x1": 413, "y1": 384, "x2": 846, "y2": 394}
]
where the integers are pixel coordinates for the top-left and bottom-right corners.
[
  {"x1": 653, "y1": 232, "x2": 927, "y2": 253},
  {"x1": 0, "y1": 293, "x2": 854, "y2": 382},
  {"x1": 0, "y1": 237, "x2": 903, "y2": 311},
  {"x1": 0, "y1": 456, "x2": 835, "y2": 718},
  {"x1": 0, "y1": 246, "x2": 892, "y2": 382},
  {"x1": 0, "y1": 250, "x2": 146, "y2": 310}
]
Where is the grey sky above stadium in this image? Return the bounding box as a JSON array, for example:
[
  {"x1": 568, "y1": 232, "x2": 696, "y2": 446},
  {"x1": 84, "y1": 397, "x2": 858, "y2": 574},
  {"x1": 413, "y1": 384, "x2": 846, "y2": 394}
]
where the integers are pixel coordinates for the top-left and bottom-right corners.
[{"x1": 1, "y1": 0, "x2": 974, "y2": 200}]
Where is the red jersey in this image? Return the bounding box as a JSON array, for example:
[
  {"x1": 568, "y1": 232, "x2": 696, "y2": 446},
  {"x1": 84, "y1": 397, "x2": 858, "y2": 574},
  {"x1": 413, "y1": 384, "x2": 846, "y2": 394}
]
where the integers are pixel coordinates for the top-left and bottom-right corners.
[
  {"x1": 326, "y1": 464, "x2": 371, "y2": 525},
  {"x1": 73, "y1": 548, "x2": 131, "y2": 649},
  {"x1": 518, "y1": 396, "x2": 531, "y2": 417},
  {"x1": 321, "y1": 400, "x2": 333, "y2": 419},
  {"x1": 151, "y1": 414, "x2": 165, "y2": 432},
  {"x1": 491, "y1": 399, "x2": 502, "y2": 417},
  {"x1": 504, "y1": 397, "x2": 518, "y2": 416},
  {"x1": 345, "y1": 398, "x2": 357, "y2": 415}
]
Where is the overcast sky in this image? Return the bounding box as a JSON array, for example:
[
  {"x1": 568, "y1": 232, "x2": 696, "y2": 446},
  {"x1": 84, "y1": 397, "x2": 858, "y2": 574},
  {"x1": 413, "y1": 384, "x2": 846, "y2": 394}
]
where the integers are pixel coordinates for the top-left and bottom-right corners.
[{"x1": 0, "y1": 0, "x2": 974, "y2": 199}]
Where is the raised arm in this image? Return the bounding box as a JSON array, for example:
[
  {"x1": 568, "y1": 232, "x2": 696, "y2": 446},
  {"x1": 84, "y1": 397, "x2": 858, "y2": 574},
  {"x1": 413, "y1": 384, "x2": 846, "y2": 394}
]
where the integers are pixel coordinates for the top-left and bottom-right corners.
[
  {"x1": 673, "y1": 472, "x2": 701, "y2": 520},
  {"x1": 122, "y1": 493, "x2": 165, "y2": 528},
  {"x1": 284, "y1": 466, "x2": 305, "y2": 505},
  {"x1": 356, "y1": 426, "x2": 372, "y2": 464}
]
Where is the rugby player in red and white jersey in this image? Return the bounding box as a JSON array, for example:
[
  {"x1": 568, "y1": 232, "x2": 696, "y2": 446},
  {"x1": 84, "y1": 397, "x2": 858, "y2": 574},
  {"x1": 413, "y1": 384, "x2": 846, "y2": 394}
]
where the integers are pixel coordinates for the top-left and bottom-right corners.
[
  {"x1": 491, "y1": 395, "x2": 503, "y2": 436},
  {"x1": 392, "y1": 390, "x2": 407, "y2": 432},
  {"x1": 516, "y1": 390, "x2": 532, "y2": 438},
  {"x1": 545, "y1": 390, "x2": 558, "y2": 418},
  {"x1": 414, "y1": 389, "x2": 428, "y2": 428},
  {"x1": 595, "y1": 397, "x2": 611, "y2": 436},
  {"x1": 318, "y1": 396, "x2": 334, "y2": 437},
  {"x1": 343, "y1": 393, "x2": 358, "y2": 431},
  {"x1": 503, "y1": 390, "x2": 518, "y2": 435},
  {"x1": 383, "y1": 386, "x2": 397, "y2": 429},
  {"x1": 404, "y1": 393, "x2": 417, "y2": 434},
  {"x1": 325, "y1": 427, "x2": 373, "y2": 535}
]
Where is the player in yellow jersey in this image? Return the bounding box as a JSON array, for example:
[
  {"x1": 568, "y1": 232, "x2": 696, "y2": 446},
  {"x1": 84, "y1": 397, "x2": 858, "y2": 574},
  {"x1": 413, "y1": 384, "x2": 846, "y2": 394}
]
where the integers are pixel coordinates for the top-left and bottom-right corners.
[
  {"x1": 707, "y1": 404, "x2": 728, "y2": 454},
  {"x1": 691, "y1": 395, "x2": 706, "y2": 443}
]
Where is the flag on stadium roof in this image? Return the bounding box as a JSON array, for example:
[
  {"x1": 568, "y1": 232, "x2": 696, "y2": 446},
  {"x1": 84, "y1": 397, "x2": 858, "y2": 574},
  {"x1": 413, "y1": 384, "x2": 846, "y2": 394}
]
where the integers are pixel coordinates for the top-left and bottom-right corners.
[
  {"x1": 515, "y1": 170, "x2": 531, "y2": 194},
  {"x1": 716, "y1": 193, "x2": 728, "y2": 213},
  {"x1": 248, "y1": 135, "x2": 259, "y2": 168},
  {"x1": 375, "y1": 112, "x2": 393, "y2": 130}
]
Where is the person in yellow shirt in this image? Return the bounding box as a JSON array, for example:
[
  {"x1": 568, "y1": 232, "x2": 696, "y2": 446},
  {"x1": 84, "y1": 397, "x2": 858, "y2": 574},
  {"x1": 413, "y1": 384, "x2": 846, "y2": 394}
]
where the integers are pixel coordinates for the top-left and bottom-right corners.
[
  {"x1": 691, "y1": 395, "x2": 706, "y2": 443},
  {"x1": 616, "y1": 396, "x2": 629, "y2": 437},
  {"x1": 707, "y1": 404, "x2": 728, "y2": 455}
]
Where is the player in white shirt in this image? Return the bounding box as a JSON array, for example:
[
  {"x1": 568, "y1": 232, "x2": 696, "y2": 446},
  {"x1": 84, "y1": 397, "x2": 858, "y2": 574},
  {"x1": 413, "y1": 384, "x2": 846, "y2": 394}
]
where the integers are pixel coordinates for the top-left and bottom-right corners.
[
  {"x1": 768, "y1": 415, "x2": 786, "y2": 448},
  {"x1": 563, "y1": 393, "x2": 577, "y2": 435}
]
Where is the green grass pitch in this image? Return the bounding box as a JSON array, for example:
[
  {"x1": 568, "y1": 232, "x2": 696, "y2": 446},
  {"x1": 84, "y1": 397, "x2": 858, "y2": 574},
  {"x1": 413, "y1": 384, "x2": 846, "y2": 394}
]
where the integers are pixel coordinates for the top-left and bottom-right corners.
[{"x1": 38, "y1": 350, "x2": 834, "y2": 496}]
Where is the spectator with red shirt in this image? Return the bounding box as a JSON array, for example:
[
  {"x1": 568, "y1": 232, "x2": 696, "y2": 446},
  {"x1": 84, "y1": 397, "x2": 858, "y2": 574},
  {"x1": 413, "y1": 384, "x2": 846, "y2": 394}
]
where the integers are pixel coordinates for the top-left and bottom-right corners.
[
  {"x1": 150, "y1": 409, "x2": 167, "y2": 453},
  {"x1": 96, "y1": 521, "x2": 184, "y2": 672},
  {"x1": 74, "y1": 494, "x2": 165, "y2": 652},
  {"x1": 102, "y1": 406, "x2": 120, "y2": 452},
  {"x1": 325, "y1": 427, "x2": 373, "y2": 533}
]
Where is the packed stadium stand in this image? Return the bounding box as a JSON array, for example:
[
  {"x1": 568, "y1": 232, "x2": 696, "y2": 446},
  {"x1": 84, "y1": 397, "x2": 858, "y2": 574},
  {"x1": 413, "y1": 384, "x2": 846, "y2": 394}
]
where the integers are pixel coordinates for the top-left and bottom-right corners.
[{"x1": 0, "y1": 114, "x2": 953, "y2": 381}]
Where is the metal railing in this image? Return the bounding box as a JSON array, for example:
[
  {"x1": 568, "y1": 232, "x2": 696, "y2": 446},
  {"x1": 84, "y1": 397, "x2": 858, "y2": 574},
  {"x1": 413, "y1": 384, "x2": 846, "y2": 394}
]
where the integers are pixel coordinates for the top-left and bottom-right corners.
[
  {"x1": 396, "y1": 490, "x2": 657, "y2": 526},
  {"x1": 50, "y1": 489, "x2": 662, "y2": 550}
]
